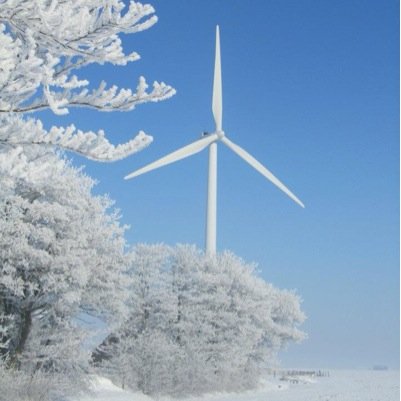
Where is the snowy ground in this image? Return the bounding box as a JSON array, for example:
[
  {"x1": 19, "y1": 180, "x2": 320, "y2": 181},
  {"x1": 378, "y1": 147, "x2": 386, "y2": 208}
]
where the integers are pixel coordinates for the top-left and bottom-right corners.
[{"x1": 72, "y1": 370, "x2": 399, "y2": 401}]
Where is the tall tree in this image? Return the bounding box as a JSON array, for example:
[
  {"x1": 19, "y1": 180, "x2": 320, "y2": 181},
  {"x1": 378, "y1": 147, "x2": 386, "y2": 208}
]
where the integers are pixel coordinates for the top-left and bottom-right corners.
[
  {"x1": 0, "y1": 0, "x2": 175, "y2": 161},
  {"x1": 0, "y1": 146, "x2": 129, "y2": 374}
]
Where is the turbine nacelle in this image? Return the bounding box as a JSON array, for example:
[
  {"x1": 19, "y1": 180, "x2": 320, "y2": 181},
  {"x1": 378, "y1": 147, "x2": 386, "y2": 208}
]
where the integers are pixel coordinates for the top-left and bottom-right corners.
[{"x1": 202, "y1": 130, "x2": 225, "y2": 140}]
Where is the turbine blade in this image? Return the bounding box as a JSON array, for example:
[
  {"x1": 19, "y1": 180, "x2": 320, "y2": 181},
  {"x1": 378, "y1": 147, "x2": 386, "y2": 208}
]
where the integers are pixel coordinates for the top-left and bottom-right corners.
[
  {"x1": 212, "y1": 25, "x2": 223, "y2": 131},
  {"x1": 221, "y1": 137, "x2": 305, "y2": 208},
  {"x1": 124, "y1": 134, "x2": 218, "y2": 180}
]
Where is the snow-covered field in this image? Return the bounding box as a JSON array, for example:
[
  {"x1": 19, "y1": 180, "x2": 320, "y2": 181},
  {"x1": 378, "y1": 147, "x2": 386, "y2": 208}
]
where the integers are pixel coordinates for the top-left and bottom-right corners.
[{"x1": 72, "y1": 370, "x2": 399, "y2": 401}]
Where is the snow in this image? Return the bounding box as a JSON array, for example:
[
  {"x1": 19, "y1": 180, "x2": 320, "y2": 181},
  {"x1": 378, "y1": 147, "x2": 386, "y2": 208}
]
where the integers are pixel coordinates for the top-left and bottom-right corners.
[
  {"x1": 71, "y1": 370, "x2": 399, "y2": 401},
  {"x1": 74, "y1": 377, "x2": 152, "y2": 401}
]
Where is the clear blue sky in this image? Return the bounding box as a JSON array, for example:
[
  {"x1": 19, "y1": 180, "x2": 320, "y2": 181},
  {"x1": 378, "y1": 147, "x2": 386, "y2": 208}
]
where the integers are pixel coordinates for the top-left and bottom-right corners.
[{"x1": 41, "y1": 0, "x2": 399, "y2": 369}]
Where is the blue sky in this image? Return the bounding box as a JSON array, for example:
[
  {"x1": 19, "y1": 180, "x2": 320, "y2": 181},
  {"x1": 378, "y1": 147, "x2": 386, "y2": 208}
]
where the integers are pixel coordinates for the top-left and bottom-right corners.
[{"x1": 41, "y1": 0, "x2": 399, "y2": 369}]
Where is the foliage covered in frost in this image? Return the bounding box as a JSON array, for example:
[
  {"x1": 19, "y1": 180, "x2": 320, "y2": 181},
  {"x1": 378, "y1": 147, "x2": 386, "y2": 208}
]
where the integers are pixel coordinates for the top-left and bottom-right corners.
[
  {"x1": 0, "y1": 146, "x2": 130, "y2": 389},
  {"x1": 0, "y1": 0, "x2": 175, "y2": 161},
  {"x1": 0, "y1": 359, "x2": 86, "y2": 401},
  {"x1": 95, "y1": 244, "x2": 306, "y2": 397}
]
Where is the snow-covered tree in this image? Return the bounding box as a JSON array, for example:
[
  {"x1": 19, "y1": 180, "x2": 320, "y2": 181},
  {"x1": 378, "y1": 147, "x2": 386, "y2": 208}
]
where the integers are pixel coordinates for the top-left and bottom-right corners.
[
  {"x1": 99, "y1": 244, "x2": 306, "y2": 397},
  {"x1": 94, "y1": 244, "x2": 180, "y2": 393},
  {"x1": 0, "y1": 0, "x2": 175, "y2": 161},
  {"x1": 170, "y1": 246, "x2": 306, "y2": 394},
  {"x1": 0, "y1": 146, "x2": 130, "y2": 378}
]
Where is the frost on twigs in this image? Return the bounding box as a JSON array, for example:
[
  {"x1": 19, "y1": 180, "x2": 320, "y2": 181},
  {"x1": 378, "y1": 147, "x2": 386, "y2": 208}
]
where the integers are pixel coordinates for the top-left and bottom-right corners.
[
  {"x1": 0, "y1": 115, "x2": 153, "y2": 162},
  {"x1": 0, "y1": 0, "x2": 175, "y2": 161}
]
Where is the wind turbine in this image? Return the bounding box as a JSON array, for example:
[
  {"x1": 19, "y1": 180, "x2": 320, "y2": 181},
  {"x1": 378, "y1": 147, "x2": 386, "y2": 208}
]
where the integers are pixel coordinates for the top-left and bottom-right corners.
[{"x1": 125, "y1": 26, "x2": 304, "y2": 255}]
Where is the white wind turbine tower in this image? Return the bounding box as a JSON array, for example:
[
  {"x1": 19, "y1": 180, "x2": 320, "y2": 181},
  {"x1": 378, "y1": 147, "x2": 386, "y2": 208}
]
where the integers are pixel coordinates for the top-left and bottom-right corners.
[{"x1": 125, "y1": 26, "x2": 304, "y2": 255}]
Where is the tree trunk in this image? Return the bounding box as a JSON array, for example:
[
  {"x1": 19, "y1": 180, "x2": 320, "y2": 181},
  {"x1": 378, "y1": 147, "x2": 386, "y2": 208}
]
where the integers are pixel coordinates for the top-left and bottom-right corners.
[{"x1": 8, "y1": 308, "x2": 32, "y2": 368}]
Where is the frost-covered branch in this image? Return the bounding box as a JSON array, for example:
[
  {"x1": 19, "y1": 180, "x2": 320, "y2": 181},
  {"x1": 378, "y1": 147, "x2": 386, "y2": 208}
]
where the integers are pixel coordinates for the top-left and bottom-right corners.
[
  {"x1": 0, "y1": 0, "x2": 176, "y2": 161},
  {"x1": 0, "y1": 0, "x2": 157, "y2": 64},
  {"x1": 5, "y1": 76, "x2": 174, "y2": 115},
  {"x1": 0, "y1": 115, "x2": 153, "y2": 162}
]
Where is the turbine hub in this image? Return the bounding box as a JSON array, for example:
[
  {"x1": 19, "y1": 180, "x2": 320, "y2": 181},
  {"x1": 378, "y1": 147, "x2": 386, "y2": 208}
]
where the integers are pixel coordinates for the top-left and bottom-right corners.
[{"x1": 216, "y1": 130, "x2": 225, "y2": 139}]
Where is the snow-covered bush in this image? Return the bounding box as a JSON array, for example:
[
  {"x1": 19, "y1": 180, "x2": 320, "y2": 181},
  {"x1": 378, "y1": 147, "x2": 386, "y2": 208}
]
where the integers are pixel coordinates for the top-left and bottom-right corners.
[
  {"x1": 96, "y1": 244, "x2": 306, "y2": 397},
  {"x1": 0, "y1": 359, "x2": 85, "y2": 401},
  {"x1": 0, "y1": 146, "x2": 130, "y2": 394},
  {"x1": 0, "y1": 0, "x2": 175, "y2": 161}
]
